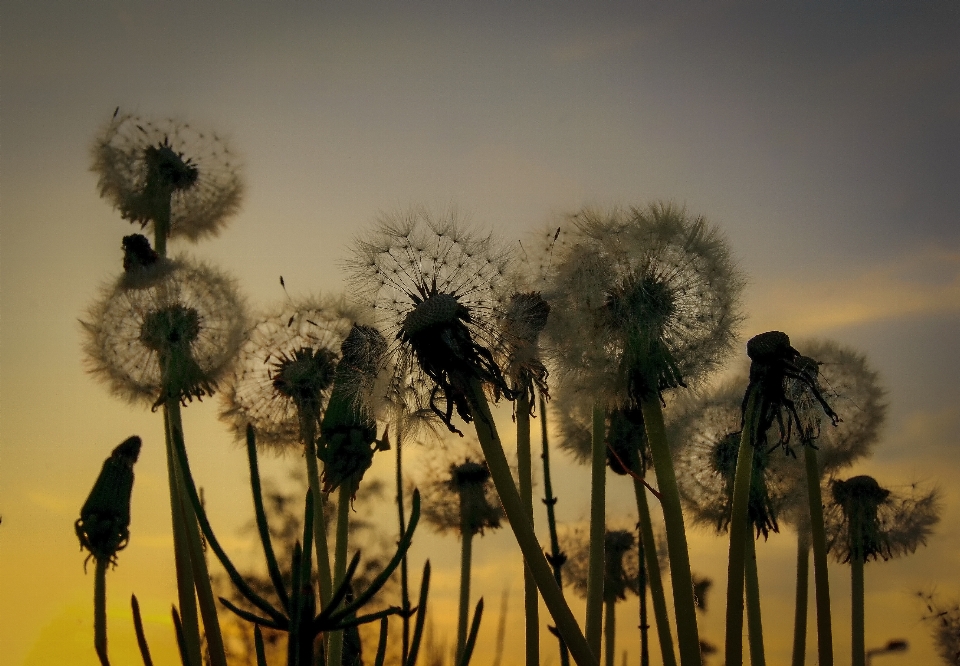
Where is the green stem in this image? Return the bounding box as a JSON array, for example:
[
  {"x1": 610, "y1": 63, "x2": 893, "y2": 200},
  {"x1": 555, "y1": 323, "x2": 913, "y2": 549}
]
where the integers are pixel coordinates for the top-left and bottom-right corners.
[
  {"x1": 586, "y1": 403, "x2": 606, "y2": 658},
  {"x1": 724, "y1": 389, "x2": 759, "y2": 666},
  {"x1": 745, "y1": 531, "x2": 766, "y2": 666},
  {"x1": 637, "y1": 532, "x2": 649, "y2": 666},
  {"x1": 167, "y1": 400, "x2": 227, "y2": 666},
  {"x1": 94, "y1": 558, "x2": 110, "y2": 666},
  {"x1": 327, "y1": 481, "x2": 353, "y2": 666},
  {"x1": 803, "y1": 445, "x2": 834, "y2": 666},
  {"x1": 467, "y1": 379, "x2": 596, "y2": 666},
  {"x1": 396, "y1": 422, "x2": 411, "y2": 666},
  {"x1": 640, "y1": 397, "x2": 702, "y2": 666},
  {"x1": 791, "y1": 529, "x2": 810, "y2": 666},
  {"x1": 154, "y1": 195, "x2": 170, "y2": 258},
  {"x1": 162, "y1": 406, "x2": 203, "y2": 666},
  {"x1": 540, "y1": 393, "x2": 571, "y2": 666},
  {"x1": 851, "y1": 515, "x2": 865, "y2": 666},
  {"x1": 604, "y1": 598, "x2": 616, "y2": 666},
  {"x1": 516, "y1": 393, "x2": 540, "y2": 666},
  {"x1": 632, "y1": 477, "x2": 677, "y2": 666},
  {"x1": 304, "y1": 431, "x2": 333, "y2": 610},
  {"x1": 456, "y1": 519, "x2": 474, "y2": 665}
]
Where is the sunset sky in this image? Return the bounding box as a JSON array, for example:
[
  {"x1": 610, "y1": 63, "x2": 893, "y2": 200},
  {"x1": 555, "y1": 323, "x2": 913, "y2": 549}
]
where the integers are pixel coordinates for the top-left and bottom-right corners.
[{"x1": 2, "y1": 2, "x2": 959, "y2": 664}]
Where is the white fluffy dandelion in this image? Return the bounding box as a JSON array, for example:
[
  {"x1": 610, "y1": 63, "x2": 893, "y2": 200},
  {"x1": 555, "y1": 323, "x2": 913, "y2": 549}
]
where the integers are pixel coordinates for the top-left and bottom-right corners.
[
  {"x1": 82, "y1": 256, "x2": 246, "y2": 408},
  {"x1": 91, "y1": 111, "x2": 243, "y2": 245}
]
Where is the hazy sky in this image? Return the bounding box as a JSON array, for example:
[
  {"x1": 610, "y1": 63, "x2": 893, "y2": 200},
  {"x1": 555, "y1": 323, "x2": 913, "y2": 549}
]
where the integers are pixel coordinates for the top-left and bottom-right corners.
[{"x1": 2, "y1": 2, "x2": 959, "y2": 664}]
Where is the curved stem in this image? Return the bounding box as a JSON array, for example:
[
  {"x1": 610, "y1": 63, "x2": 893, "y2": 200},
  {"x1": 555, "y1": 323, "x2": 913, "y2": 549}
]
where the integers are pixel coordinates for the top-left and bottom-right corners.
[
  {"x1": 586, "y1": 403, "x2": 607, "y2": 658},
  {"x1": 640, "y1": 397, "x2": 702, "y2": 666},
  {"x1": 516, "y1": 393, "x2": 540, "y2": 666},
  {"x1": 803, "y1": 445, "x2": 834, "y2": 666},
  {"x1": 745, "y1": 532, "x2": 767, "y2": 666},
  {"x1": 456, "y1": 524, "x2": 475, "y2": 664},
  {"x1": 467, "y1": 379, "x2": 596, "y2": 666},
  {"x1": 791, "y1": 529, "x2": 810, "y2": 666},
  {"x1": 604, "y1": 598, "x2": 616, "y2": 666},
  {"x1": 94, "y1": 558, "x2": 110, "y2": 666},
  {"x1": 540, "y1": 393, "x2": 571, "y2": 666},
  {"x1": 724, "y1": 389, "x2": 759, "y2": 666},
  {"x1": 632, "y1": 477, "x2": 677, "y2": 666}
]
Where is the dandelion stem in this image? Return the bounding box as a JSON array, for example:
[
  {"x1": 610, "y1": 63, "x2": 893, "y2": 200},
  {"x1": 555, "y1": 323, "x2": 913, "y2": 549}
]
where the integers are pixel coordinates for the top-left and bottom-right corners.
[
  {"x1": 517, "y1": 392, "x2": 540, "y2": 666},
  {"x1": 851, "y1": 520, "x2": 866, "y2": 666},
  {"x1": 586, "y1": 403, "x2": 607, "y2": 659},
  {"x1": 167, "y1": 400, "x2": 228, "y2": 666},
  {"x1": 640, "y1": 397, "x2": 702, "y2": 666},
  {"x1": 724, "y1": 389, "x2": 759, "y2": 666},
  {"x1": 632, "y1": 474, "x2": 677, "y2": 666},
  {"x1": 604, "y1": 597, "x2": 616, "y2": 666},
  {"x1": 94, "y1": 557, "x2": 109, "y2": 666},
  {"x1": 396, "y1": 422, "x2": 412, "y2": 666},
  {"x1": 637, "y1": 528, "x2": 649, "y2": 666},
  {"x1": 304, "y1": 429, "x2": 334, "y2": 610},
  {"x1": 791, "y1": 529, "x2": 810, "y2": 666},
  {"x1": 467, "y1": 378, "x2": 597, "y2": 666},
  {"x1": 803, "y1": 445, "x2": 834, "y2": 666},
  {"x1": 456, "y1": 510, "x2": 475, "y2": 665},
  {"x1": 745, "y1": 531, "x2": 767, "y2": 666},
  {"x1": 327, "y1": 480, "x2": 353, "y2": 666},
  {"x1": 540, "y1": 393, "x2": 571, "y2": 666},
  {"x1": 162, "y1": 406, "x2": 203, "y2": 666}
]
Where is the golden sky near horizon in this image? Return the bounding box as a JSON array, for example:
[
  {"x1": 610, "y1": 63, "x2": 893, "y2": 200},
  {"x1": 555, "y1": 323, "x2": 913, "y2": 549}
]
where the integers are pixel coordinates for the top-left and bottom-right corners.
[{"x1": 2, "y1": 2, "x2": 959, "y2": 665}]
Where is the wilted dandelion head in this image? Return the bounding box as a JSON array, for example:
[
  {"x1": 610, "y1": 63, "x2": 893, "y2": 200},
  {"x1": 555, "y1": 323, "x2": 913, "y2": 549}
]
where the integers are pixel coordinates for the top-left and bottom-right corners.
[
  {"x1": 545, "y1": 202, "x2": 744, "y2": 408},
  {"x1": 671, "y1": 378, "x2": 793, "y2": 538},
  {"x1": 826, "y1": 475, "x2": 940, "y2": 563},
  {"x1": 792, "y1": 340, "x2": 886, "y2": 474},
  {"x1": 417, "y1": 442, "x2": 504, "y2": 537},
  {"x1": 83, "y1": 257, "x2": 246, "y2": 409},
  {"x1": 553, "y1": 384, "x2": 652, "y2": 476},
  {"x1": 562, "y1": 526, "x2": 640, "y2": 602},
  {"x1": 220, "y1": 295, "x2": 365, "y2": 451},
  {"x1": 91, "y1": 111, "x2": 243, "y2": 242},
  {"x1": 743, "y1": 331, "x2": 840, "y2": 456},
  {"x1": 347, "y1": 207, "x2": 516, "y2": 435}
]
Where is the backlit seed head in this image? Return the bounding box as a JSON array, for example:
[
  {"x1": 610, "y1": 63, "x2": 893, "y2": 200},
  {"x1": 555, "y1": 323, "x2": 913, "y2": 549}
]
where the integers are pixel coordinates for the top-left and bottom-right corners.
[{"x1": 417, "y1": 441, "x2": 505, "y2": 537}]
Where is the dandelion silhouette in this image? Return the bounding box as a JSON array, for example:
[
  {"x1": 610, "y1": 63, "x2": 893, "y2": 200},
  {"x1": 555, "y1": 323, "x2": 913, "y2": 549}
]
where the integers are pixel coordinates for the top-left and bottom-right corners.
[
  {"x1": 91, "y1": 111, "x2": 243, "y2": 247},
  {"x1": 501, "y1": 290, "x2": 551, "y2": 406},
  {"x1": 83, "y1": 255, "x2": 247, "y2": 409},
  {"x1": 917, "y1": 591, "x2": 960, "y2": 666},
  {"x1": 826, "y1": 475, "x2": 941, "y2": 666}
]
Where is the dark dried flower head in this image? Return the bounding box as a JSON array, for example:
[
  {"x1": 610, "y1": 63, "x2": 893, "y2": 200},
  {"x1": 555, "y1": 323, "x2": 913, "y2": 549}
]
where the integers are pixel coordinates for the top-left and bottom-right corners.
[
  {"x1": 318, "y1": 324, "x2": 391, "y2": 495},
  {"x1": 553, "y1": 383, "x2": 652, "y2": 476},
  {"x1": 76, "y1": 436, "x2": 141, "y2": 566},
  {"x1": 545, "y1": 202, "x2": 744, "y2": 408},
  {"x1": 743, "y1": 331, "x2": 840, "y2": 456},
  {"x1": 348, "y1": 207, "x2": 516, "y2": 435},
  {"x1": 501, "y1": 291, "x2": 551, "y2": 404},
  {"x1": 418, "y1": 443, "x2": 504, "y2": 537},
  {"x1": 671, "y1": 378, "x2": 794, "y2": 538},
  {"x1": 83, "y1": 257, "x2": 246, "y2": 409},
  {"x1": 91, "y1": 112, "x2": 243, "y2": 241},
  {"x1": 220, "y1": 295, "x2": 363, "y2": 451},
  {"x1": 826, "y1": 475, "x2": 940, "y2": 563},
  {"x1": 563, "y1": 527, "x2": 640, "y2": 602}
]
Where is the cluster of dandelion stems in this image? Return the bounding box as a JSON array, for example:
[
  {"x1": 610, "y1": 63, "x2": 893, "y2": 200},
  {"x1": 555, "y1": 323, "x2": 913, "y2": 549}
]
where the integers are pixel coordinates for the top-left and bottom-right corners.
[{"x1": 81, "y1": 114, "x2": 944, "y2": 666}]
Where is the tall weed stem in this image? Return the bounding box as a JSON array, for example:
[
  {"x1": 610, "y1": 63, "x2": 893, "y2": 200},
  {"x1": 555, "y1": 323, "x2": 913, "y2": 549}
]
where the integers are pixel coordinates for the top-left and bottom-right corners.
[
  {"x1": 585, "y1": 403, "x2": 607, "y2": 658},
  {"x1": 803, "y1": 445, "x2": 834, "y2": 666},
  {"x1": 516, "y1": 393, "x2": 540, "y2": 666}
]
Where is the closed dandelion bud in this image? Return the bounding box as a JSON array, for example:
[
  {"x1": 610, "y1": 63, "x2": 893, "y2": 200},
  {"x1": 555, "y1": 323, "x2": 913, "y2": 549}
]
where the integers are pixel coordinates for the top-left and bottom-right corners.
[
  {"x1": 75, "y1": 436, "x2": 141, "y2": 566},
  {"x1": 82, "y1": 257, "x2": 247, "y2": 409},
  {"x1": 318, "y1": 324, "x2": 390, "y2": 494},
  {"x1": 91, "y1": 112, "x2": 243, "y2": 242}
]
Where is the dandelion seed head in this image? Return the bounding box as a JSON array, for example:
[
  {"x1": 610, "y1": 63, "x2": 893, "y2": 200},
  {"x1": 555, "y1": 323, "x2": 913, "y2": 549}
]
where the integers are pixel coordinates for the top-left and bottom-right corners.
[
  {"x1": 347, "y1": 207, "x2": 516, "y2": 435},
  {"x1": 561, "y1": 526, "x2": 641, "y2": 602},
  {"x1": 82, "y1": 257, "x2": 246, "y2": 409},
  {"x1": 826, "y1": 475, "x2": 941, "y2": 563},
  {"x1": 91, "y1": 112, "x2": 244, "y2": 241},
  {"x1": 545, "y1": 202, "x2": 744, "y2": 408},
  {"x1": 219, "y1": 295, "x2": 366, "y2": 451}
]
